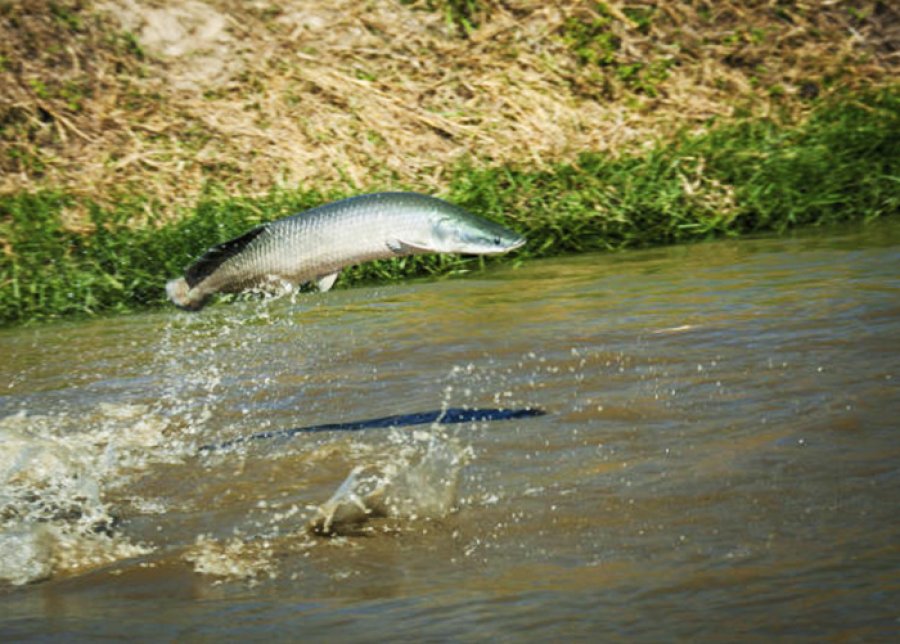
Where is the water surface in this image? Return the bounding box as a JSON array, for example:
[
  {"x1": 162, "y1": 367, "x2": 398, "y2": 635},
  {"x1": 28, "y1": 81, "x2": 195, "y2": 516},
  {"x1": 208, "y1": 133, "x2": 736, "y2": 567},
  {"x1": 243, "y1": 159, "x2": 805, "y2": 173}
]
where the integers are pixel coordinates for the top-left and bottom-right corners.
[{"x1": 1, "y1": 221, "x2": 898, "y2": 640}]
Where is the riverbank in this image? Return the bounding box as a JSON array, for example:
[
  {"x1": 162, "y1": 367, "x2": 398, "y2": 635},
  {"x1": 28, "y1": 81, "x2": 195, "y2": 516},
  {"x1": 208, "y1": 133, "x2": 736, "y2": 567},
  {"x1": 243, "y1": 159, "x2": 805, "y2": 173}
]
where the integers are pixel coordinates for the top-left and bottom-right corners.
[
  {"x1": 1, "y1": 86, "x2": 897, "y2": 325},
  {"x1": 4, "y1": 1, "x2": 897, "y2": 209}
]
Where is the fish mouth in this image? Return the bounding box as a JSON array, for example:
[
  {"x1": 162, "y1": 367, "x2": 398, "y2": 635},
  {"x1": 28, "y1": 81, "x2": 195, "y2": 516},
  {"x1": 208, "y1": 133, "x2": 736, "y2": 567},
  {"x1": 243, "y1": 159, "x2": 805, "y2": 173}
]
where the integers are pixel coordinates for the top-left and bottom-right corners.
[{"x1": 505, "y1": 236, "x2": 527, "y2": 251}]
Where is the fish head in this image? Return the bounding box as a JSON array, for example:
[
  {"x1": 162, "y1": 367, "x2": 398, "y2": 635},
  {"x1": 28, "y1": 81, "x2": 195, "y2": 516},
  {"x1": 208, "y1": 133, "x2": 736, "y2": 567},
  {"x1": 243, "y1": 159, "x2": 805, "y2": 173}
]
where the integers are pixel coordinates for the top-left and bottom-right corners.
[{"x1": 431, "y1": 210, "x2": 526, "y2": 256}]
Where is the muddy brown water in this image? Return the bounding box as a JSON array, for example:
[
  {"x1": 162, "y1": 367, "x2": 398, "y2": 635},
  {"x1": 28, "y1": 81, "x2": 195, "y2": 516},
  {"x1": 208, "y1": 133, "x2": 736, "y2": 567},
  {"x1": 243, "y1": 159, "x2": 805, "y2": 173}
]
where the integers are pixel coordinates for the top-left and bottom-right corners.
[{"x1": 1, "y1": 221, "x2": 898, "y2": 640}]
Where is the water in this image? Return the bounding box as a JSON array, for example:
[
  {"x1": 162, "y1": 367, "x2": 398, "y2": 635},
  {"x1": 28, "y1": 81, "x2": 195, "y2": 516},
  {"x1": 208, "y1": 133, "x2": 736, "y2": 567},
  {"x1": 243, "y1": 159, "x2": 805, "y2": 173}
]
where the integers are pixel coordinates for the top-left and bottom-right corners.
[{"x1": 1, "y1": 221, "x2": 898, "y2": 640}]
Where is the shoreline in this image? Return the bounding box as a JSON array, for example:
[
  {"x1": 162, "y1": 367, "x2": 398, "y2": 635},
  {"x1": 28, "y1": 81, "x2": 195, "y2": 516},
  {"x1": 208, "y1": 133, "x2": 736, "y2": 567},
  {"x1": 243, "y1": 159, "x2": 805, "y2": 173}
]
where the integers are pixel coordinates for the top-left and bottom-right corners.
[{"x1": 1, "y1": 87, "x2": 897, "y2": 327}]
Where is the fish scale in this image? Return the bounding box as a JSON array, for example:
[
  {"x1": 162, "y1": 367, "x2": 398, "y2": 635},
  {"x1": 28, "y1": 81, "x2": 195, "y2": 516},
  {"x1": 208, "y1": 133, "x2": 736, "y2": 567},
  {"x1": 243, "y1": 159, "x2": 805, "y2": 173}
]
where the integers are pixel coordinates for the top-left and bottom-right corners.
[{"x1": 166, "y1": 192, "x2": 526, "y2": 311}]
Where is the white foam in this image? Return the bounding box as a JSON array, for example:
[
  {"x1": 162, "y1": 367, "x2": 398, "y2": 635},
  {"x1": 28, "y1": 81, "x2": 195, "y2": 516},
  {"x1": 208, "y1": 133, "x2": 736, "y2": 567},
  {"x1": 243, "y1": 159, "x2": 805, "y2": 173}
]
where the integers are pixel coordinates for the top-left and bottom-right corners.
[{"x1": 0, "y1": 407, "x2": 171, "y2": 585}]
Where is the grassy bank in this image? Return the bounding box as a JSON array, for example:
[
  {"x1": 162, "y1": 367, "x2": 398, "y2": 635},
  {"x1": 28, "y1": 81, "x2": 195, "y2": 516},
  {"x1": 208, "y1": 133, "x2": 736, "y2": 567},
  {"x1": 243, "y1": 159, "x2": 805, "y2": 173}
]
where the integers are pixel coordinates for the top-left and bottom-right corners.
[
  {"x1": 3, "y1": 1, "x2": 896, "y2": 209},
  {"x1": 1, "y1": 87, "x2": 898, "y2": 326}
]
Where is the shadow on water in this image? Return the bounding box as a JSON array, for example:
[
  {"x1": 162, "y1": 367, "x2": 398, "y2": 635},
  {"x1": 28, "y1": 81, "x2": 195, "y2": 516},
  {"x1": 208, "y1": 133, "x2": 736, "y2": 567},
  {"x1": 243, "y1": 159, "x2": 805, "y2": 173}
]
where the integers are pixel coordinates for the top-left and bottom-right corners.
[{"x1": 201, "y1": 407, "x2": 547, "y2": 451}]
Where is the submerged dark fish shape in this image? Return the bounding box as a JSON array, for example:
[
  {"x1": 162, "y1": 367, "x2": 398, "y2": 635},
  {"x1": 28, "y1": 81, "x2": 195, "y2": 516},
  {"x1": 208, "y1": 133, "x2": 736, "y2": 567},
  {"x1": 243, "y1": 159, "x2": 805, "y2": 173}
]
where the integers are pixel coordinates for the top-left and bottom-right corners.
[{"x1": 200, "y1": 407, "x2": 546, "y2": 452}]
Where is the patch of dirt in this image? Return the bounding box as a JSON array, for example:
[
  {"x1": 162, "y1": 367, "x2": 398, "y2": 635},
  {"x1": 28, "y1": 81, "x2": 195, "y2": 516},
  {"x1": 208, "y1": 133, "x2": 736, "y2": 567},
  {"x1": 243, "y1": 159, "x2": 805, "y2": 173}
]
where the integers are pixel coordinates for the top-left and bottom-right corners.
[{"x1": 105, "y1": 0, "x2": 240, "y2": 90}]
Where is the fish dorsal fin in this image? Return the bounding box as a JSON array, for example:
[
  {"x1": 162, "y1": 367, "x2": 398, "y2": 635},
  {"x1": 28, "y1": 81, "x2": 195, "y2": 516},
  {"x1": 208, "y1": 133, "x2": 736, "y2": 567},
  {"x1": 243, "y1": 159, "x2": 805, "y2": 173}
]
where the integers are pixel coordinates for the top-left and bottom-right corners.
[
  {"x1": 316, "y1": 271, "x2": 339, "y2": 292},
  {"x1": 185, "y1": 224, "x2": 268, "y2": 287}
]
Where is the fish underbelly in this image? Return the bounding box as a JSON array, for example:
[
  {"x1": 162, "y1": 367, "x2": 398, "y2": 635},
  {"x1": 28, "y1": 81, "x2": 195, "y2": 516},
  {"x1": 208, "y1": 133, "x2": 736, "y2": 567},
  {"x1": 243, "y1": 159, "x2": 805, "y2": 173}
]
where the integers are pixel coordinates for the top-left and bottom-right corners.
[{"x1": 258, "y1": 238, "x2": 394, "y2": 286}]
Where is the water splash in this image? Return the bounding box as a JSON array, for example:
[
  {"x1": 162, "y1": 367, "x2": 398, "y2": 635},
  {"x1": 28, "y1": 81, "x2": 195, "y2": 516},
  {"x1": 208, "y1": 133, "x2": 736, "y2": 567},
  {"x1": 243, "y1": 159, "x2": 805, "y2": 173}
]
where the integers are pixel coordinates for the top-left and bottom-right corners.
[
  {"x1": 183, "y1": 534, "x2": 278, "y2": 585},
  {"x1": 310, "y1": 431, "x2": 472, "y2": 536},
  {"x1": 0, "y1": 409, "x2": 156, "y2": 585}
]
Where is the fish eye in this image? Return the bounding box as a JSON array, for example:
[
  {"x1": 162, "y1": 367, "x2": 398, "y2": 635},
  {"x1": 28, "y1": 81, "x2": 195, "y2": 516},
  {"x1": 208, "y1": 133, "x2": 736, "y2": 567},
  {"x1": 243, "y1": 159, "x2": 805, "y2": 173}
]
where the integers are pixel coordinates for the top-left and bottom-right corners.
[{"x1": 493, "y1": 236, "x2": 501, "y2": 245}]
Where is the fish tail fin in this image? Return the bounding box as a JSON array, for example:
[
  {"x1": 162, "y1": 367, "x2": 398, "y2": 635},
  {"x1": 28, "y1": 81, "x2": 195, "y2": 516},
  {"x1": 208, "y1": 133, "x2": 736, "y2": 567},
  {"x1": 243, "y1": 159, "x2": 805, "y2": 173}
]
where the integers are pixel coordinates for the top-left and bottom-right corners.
[{"x1": 166, "y1": 277, "x2": 205, "y2": 311}]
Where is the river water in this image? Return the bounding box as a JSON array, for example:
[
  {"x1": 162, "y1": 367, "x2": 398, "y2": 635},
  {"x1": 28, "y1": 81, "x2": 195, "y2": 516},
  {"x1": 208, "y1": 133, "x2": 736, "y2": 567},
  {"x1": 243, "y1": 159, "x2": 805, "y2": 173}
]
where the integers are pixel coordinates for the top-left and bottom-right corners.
[{"x1": 1, "y1": 221, "x2": 898, "y2": 640}]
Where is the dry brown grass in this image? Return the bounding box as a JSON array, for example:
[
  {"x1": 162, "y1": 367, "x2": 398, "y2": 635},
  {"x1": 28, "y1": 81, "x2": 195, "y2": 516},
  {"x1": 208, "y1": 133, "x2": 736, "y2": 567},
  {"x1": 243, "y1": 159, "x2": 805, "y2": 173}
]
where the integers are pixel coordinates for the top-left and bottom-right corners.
[{"x1": 1, "y1": 0, "x2": 897, "y2": 221}]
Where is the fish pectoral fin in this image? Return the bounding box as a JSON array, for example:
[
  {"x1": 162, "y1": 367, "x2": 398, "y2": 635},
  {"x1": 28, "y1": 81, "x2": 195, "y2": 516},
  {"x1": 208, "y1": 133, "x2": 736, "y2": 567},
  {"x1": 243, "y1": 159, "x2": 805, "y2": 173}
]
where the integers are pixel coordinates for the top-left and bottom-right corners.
[
  {"x1": 386, "y1": 238, "x2": 406, "y2": 254},
  {"x1": 316, "y1": 271, "x2": 340, "y2": 292},
  {"x1": 386, "y1": 237, "x2": 438, "y2": 255}
]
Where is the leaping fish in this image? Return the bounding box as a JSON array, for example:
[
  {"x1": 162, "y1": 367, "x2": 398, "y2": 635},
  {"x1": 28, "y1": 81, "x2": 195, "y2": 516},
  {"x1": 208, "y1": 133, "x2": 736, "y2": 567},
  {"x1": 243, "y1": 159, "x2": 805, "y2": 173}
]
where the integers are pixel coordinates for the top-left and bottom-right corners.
[{"x1": 166, "y1": 192, "x2": 526, "y2": 311}]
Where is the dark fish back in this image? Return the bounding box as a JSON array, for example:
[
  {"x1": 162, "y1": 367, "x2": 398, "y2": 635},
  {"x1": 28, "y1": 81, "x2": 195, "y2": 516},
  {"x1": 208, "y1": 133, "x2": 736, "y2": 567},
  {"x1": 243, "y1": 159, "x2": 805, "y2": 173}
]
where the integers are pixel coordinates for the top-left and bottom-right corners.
[{"x1": 185, "y1": 224, "x2": 268, "y2": 287}]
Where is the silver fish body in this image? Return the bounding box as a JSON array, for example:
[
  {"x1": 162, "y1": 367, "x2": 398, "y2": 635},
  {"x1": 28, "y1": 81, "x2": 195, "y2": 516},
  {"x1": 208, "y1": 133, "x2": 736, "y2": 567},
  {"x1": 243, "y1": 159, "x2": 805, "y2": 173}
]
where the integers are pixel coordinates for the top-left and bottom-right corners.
[{"x1": 166, "y1": 192, "x2": 525, "y2": 310}]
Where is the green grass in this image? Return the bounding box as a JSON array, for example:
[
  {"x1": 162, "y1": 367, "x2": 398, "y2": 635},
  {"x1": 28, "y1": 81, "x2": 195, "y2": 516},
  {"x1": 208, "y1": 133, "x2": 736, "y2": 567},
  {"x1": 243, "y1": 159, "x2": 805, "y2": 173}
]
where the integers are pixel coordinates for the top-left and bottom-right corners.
[
  {"x1": 449, "y1": 86, "x2": 899, "y2": 252},
  {"x1": 1, "y1": 87, "x2": 897, "y2": 325}
]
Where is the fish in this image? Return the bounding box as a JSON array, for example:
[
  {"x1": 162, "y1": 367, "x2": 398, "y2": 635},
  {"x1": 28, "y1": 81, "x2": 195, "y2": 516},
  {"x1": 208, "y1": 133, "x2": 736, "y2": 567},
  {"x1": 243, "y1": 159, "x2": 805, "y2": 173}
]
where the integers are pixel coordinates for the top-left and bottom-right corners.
[{"x1": 166, "y1": 191, "x2": 526, "y2": 310}]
